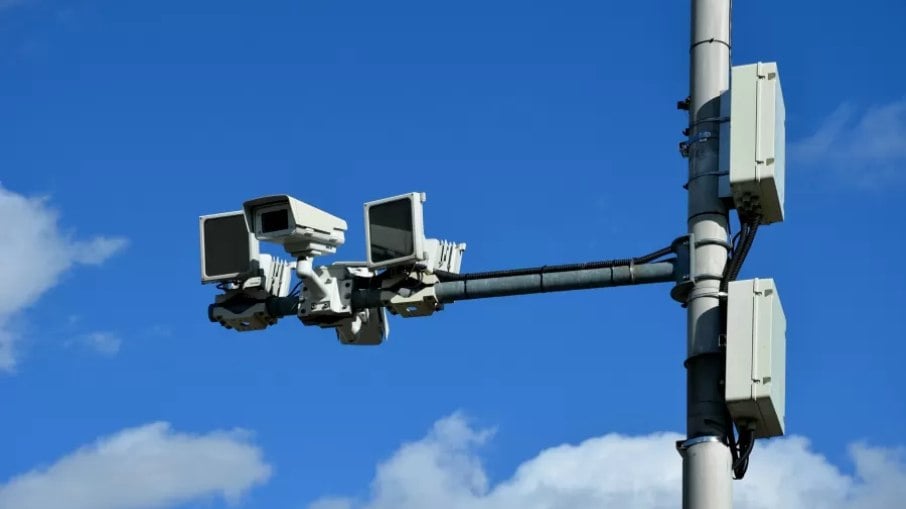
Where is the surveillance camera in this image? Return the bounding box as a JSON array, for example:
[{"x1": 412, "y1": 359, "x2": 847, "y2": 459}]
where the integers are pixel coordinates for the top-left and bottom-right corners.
[
  {"x1": 364, "y1": 192, "x2": 466, "y2": 273},
  {"x1": 199, "y1": 210, "x2": 260, "y2": 284},
  {"x1": 364, "y1": 192, "x2": 427, "y2": 269},
  {"x1": 200, "y1": 209, "x2": 295, "y2": 299},
  {"x1": 243, "y1": 194, "x2": 347, "y2": 258}
]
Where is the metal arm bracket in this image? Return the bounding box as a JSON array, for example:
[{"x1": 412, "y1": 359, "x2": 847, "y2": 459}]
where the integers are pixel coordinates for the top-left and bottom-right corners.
[
  {"x1": 377, "y1": 270, "x2": 444, "y2": 318},
  {"x1": 670, "y1": 234, "x2": 696, "y2": 304}
]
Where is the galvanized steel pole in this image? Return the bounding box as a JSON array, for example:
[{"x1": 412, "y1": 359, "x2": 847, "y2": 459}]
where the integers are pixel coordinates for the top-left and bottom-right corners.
[{"x1": 683, "y1": 1, "x2": 733, "y2": 508}]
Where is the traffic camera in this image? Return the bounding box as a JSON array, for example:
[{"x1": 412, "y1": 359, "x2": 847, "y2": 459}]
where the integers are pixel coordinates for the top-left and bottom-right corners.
[
  {"x1": 364, "y1": 192, "x2": 466, "y2": 273},
  {"x1": 243, "y1": 194, "x2": 348, "y2": 258},
  {"x1": 199, "y1": 210, "x2": 294, "y2": 331}
]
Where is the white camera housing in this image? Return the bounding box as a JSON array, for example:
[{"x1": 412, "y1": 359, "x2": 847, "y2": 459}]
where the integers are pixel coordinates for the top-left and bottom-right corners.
[
  {"x1": 245, "y1": 254, "x2": 294, "y2": 298},
  {"x1": 364, "y1": 192, "x2": 466, "y2": 273},
  {"x1": 364, "y1": 192, "x2": 427, "y2": 269},
  {"x1": 336, "y1": 307, "x2": 389, "y2": 345},
  {"x1": 243, "y1": 194, "x2": 347, "y2": 258},
  {"x1": 422, "y1": 239, "x2": 467, "y2": 274},
  {"x1": 199, "y1": 210, "x2": 260, "y2": 284}
]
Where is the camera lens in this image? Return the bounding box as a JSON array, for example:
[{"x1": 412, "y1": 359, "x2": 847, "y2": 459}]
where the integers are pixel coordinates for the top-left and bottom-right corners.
[{"x1": 260, "y1": 209, "x2": 290, "y2": 233}]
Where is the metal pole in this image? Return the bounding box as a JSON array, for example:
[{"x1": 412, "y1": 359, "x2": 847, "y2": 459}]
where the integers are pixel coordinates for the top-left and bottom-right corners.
[{"x1": 683, "y1": 1, "x2": 733, "y2": 508}]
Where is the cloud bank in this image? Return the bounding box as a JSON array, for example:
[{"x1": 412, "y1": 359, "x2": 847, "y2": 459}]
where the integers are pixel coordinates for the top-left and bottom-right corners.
[
  {"x1": 0, "y1": 422, "x2": 272, "y2": 509},
  {"x1": 0, "y1": 184, "x2": 128, "y2": 372},
  {"x1": 791, "y1": 98, "x2": 906, "y2": 186},
  {"x1": 308, "y1": 413, "x2": 906, "y2": 509}
]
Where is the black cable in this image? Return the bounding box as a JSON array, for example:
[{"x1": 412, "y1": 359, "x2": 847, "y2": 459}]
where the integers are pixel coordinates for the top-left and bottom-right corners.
[
  {"x1": 732, "y1": 427, "x2": 756, "y2": 480},
  {"x1": 728, "y1": 223, "x2": 758, "y2": 282},
  {"x1": 289, "y1": 280, "x2": 303, "y2": 297},
  {"x1": 439, "y1": 258, "x2": 629, "y2": 282},
  {"x1": 721, "y1": 217, "x2": 760, "y2": 291},
  {"x1": 729, "y1": 230, "x2": 743, "y2": 259},
  {"x1": 435, "y1": 245, "x2": 675, "y2": 282},
  {"x1": 725, "y1": 409, "x2": 739, "y2": 460},
  {"x1": 634, "y1": 245, "x2": 674, "y2": 264}
]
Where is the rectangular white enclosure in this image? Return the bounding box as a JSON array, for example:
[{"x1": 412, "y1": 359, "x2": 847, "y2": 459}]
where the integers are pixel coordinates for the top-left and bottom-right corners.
[
  {"x1": 726, "y1": 278, "x2": 787, "y2": 438},
  {"x1": 720, "y1": 62, "x2": 786, "y2": 225},
  {"x1": 365, "y1": 192, "x2": 426, "y2": 269},
  {"x1": 199, "y1": 210, "x2": 259, "y2": 283}
]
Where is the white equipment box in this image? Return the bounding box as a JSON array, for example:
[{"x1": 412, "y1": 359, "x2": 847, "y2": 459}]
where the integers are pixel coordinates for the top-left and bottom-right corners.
[
  {"x1": 720, "y1": 62, "x2": 786, "y2": 225},
  {"x1": 726, "y1": 278, "x2": 787, "y2": 438}
]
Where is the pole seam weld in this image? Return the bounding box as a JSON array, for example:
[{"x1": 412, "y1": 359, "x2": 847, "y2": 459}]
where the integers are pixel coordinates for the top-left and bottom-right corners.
[{"x1": 690, "y1": 38, "x2": 731, "y2": 51}]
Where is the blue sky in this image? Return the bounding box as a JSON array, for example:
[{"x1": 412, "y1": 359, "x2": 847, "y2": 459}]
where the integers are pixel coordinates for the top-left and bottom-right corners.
[{"x1": 0, "y1": 1, "x2": 904, "y2": 508}]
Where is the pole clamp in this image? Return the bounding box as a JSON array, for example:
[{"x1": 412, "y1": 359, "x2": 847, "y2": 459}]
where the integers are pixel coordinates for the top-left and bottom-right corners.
[
  {"x1": 676, "y1": 435, "x2": 724, "y2": 457},
  {"x1": 679, "y1": 130, "x2": 716, "y2": 158},
  {"x1": 670, "y1": 234, "x2": 694, "y2": 303}
]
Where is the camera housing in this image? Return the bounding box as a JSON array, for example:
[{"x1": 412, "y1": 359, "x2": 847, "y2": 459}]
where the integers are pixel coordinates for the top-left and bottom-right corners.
[
  {"x1": 364, "y1": 192, "x2": 465, "y2": 274},
  {"x1": 336, "y1": 307, "x2": 388, "y2": 345},
  {"x1": 364, "y1": 192, "x2": 427, "y2": 269},
  {"x1": 199, "y1": 210, "x2": 260, "y2": 283},
  {"x1": 243, "y1": 194, "x2": 347, "y2": 257}
]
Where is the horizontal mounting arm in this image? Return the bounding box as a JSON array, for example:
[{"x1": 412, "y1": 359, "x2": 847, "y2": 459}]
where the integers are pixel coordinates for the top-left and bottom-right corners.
[
  {"x1": 351, "y1": 259, "x2": 677, "y2": 309},
  {"x1": 260, "y1": 259, "x2": 679, "y2": 321},
  {"x1": 435, "y1": 260, "x2": 677, "y2": 303}
]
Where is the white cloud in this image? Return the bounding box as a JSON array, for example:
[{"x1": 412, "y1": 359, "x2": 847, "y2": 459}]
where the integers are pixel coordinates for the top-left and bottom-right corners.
[
  {"x1": 0, "y1": 422, "x2": 272, "y2": 509},
  {"x1": 308, "y1": 414, "x2": 906, "y2": 509},
  {"x1": 0, "y1": 184, "x2": 128, "y2": 372},
  {"x1": 72, "y1": 237, "x2": 130, "y2": 265},
  {"x1": 791, "y1": 98, "x2": 906, "y2": 186},
  {"x1": 73, "y1": 331, "x2": 122, "y2": 356}
]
